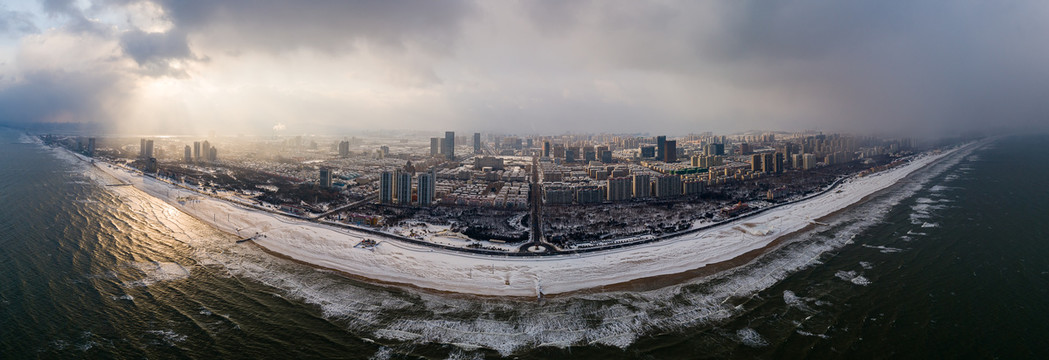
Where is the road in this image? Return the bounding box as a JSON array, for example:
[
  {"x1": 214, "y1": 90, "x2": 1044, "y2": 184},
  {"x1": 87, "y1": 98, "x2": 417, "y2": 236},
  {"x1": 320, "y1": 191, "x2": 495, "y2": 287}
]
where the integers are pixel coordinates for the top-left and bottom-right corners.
[
  {"x1": 526, "y1": 155, "x2": 552, "y2": 252},
  {"x1": 310, "y1": 192, "x2": 378, "y2": 219}
]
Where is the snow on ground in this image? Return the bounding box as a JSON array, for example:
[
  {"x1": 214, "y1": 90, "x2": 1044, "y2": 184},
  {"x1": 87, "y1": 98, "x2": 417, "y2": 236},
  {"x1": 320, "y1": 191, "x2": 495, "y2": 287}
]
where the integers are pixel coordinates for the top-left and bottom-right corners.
[
  {"x1": 384, "y1": 221, "x2": 520, "y2": 251},
  {"x1": 88, "y1": 144, "x2": 972, "y2": 297}
]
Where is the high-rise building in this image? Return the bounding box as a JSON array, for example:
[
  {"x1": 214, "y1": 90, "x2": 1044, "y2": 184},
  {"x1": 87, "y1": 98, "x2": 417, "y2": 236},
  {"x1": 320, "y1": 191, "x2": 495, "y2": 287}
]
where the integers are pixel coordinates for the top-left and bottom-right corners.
[
  {"x1": 655, "y1": 174, "x2": 682, "y2": 198},
  {"x1": 739, "y1": 143, "x2": 752, "y2": 155},
  {"x1": 542, "y1": 141, "x2": 551, "y2": 158},
  {"x1": 443, "y1": 131, "x2": 455, "y2": 160},
  {"x1": 430, "y1": 137, "x2": 440, "y2": 156},
  {"x1": 656, "y1": 135, "x2": 666, "y2": 160},
  {"x1": 704, "y1": 143, "x2": 725, "y2": 156},
  {"x1": 664, "y1": 140, "x2": 677, "y2": 163},
  {"x1": 575, "y1": 186, "x2": 604, "y2": 204},
  {"x1": 208, "y1": 147, "x2": 218, "y2": 162},
  {"x1": 639, "y1": 146, "x2": 655, "y2": 158},
  {"x1": 339, "y1": 141, "x2": 350, "y2": 157},
  {"x1": 632, "y1": 174, "x2": 651, "y2": 198},
  {"x1": 473, "y1": 132, "x2": 481, "y2": 154},
  {"x1": 201, "y1": 141, "x2": 211, "y2": 162},
  {"x1": 683, "y1": 179, "x2": 704, "y2": 195},
  {"x1": 779, "y1": 144, "x2": 795, "y2": 169},
  {"x1": 774, "y1": 152, "x2": 785, "y2": 173},
  {"x1": 86, "y1": 138, "x2": 95, "y2": 157},
  {"x1": 564, "y1": 147, "x2": 579, "y2": 162},
  {"x1": 583, "y1": 146, "x2": 596, "y2": 162},
  {"x1": 319, "y1": 168, "x2": 333, "y2": 188},
  {"x1": 762, "y1": 153, "x2": 775, "y2": 173},
  {"x1": 193, "y1": 141, "x2": 201, "y2": 161},
  {"x1": 379, "y1": 171, "x2": 394, "y2": 204},
  {"x1": 802, "y1": 153, "x2": 816, "y2": 170},
  {"x1": 607, "y1": 177, "x2": 631, "y2": 201},
  {"x1": 184, "y1": 145, "x2": 192, "y2": 163},
  {"x1": 417, "y1": 169, "x2": 436, "y2": 206},
  {"x1": 395, "y1": 171, "x2": 412, "y2": 205},
  {"x1": 140, "y1": 139, "x2": 154, "y2": 159},
  {"x1": 751, "y1": 154, "x2": 763, "y2": 172}
]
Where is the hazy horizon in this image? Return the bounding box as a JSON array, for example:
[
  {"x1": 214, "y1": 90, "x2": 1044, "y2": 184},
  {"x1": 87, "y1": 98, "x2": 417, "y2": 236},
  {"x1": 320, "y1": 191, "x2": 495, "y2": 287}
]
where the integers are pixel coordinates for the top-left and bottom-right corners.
[{"x1": 2, "y1": 1, "x2": 1048, "y2": 137}]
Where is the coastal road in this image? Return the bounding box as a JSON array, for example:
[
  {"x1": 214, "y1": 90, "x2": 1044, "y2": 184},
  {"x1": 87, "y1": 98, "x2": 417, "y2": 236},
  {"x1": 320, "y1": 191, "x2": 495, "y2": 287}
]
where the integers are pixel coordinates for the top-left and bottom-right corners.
[
  {"x1": 527, "y1": 155, "x2": 553, "y2": 252},
  {"x1": 311, "y1": 192, "x2": 378, "y2": 219}
]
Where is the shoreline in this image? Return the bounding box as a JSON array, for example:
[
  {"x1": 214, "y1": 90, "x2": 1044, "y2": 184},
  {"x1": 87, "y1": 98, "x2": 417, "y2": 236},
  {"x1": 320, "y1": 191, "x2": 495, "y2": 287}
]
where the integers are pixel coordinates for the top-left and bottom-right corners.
[{"x1": 78, "y1": 141, "x2": 976, "y2": 297}]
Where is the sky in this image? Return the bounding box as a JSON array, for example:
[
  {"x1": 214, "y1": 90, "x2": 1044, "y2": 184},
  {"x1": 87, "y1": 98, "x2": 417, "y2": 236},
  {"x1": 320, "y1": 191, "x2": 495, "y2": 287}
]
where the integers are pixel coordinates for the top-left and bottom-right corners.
[{"x1": 0, "y1": 0, "x2": 1048, "y2": 136}]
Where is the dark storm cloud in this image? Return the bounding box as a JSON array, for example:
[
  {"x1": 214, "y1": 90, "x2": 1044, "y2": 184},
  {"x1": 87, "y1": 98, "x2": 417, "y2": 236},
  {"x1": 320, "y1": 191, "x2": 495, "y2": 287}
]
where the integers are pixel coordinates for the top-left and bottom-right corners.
[
  {"x1": 114, "y1": 0, "x2": 476, "y2": 54},
  {"x1": 0, "y1": 70, "x2": 128, "y2": 127},
  {"x1": 539, "y1": 0, "x2": 1049, "y2": 134},
  {"x1": 119, "y1": 29, "x2": 197, "y2": 76}
]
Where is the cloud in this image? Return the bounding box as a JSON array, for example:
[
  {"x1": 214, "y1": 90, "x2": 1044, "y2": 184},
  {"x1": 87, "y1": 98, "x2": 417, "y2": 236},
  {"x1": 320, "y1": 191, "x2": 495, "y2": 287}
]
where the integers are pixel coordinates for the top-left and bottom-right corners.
[
  {"x1": 0, "y1": 8, "x2": 39, "y2": 36},
  {"x1": 0, "y1": 69, "x2": 129, "y2": 127},
  {"x1": 2, "y1": 0, "x2": 1049, "y2": 136},
  {"x1": 501, "y1": 0, "x2": 1049, "y2": 135},
  {"x1": 119, "y1": 29, "x2": 197, "y2": 76},
  {"x1": 134, "y1": 0, "x2": 476, "y2": 55}
]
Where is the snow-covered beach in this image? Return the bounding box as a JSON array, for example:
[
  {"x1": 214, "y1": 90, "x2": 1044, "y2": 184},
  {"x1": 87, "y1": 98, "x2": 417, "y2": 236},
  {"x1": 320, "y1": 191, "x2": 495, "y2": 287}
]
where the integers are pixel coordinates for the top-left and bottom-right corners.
[{"x1": 87, "y1": 144, "x2": 972, "y2": 297}]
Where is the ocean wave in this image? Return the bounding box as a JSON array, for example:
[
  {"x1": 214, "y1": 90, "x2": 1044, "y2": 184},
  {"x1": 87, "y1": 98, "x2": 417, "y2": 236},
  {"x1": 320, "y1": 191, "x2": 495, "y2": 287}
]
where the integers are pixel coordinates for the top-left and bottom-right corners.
[
  {"x1": 861, "y1": 244, "x2": 904, "y2": 254},
  {"x1": 736, "y1": 328, "x2": 769, "y2": 347},
  {"x1": 145, "y1": 330, "x2": 188, "y2": 346},
  {"x1": 124, "y1": 262, "x2": 191, "y2": 287}
]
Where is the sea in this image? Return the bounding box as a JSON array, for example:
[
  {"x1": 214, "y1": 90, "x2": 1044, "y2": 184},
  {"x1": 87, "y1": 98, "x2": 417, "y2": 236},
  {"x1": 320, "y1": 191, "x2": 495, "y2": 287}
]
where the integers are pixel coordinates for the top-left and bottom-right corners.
[{"x1": 1, "y1": 127, "x2": 1047, "y2": 359}]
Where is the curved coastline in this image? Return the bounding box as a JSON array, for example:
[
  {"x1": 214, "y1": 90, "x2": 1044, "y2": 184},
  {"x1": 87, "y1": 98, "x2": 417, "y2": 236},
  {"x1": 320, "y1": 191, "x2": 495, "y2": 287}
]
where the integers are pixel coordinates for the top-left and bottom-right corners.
[{"x1": 82, "y1": 142, "x2": 978, "y2": 297}]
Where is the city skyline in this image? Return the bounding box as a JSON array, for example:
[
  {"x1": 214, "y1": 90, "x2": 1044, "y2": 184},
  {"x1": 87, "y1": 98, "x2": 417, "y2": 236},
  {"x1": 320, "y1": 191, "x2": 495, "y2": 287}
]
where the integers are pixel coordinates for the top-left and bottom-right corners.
[{"x1": 2, "y1": 1, "x2": 1049, "y2": 136}]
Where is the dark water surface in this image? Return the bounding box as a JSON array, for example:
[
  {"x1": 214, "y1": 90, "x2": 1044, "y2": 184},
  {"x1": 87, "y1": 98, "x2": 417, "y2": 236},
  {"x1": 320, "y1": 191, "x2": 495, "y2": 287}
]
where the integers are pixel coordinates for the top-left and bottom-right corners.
[{"x1": 1, "y1": 128, "x2": 1046, "y2": 359}]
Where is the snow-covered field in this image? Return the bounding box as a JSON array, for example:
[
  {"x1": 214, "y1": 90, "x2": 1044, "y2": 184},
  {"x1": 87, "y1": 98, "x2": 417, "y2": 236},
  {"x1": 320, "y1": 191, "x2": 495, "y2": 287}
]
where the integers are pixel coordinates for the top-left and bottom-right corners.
[{"x1": 88, "y1": 145, "x2": 971, "y2": 297}]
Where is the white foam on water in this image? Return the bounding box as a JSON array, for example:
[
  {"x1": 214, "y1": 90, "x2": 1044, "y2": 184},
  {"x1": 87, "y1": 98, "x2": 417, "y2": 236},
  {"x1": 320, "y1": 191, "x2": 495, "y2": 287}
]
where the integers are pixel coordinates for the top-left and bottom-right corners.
[
  {"x1": 861, "y1": 244, "x2": 904, "y2": 254},
  {"x1": 369, "y1": 346, "x2": 393, "y2": 360},
  {"x1": 125, "y1": 262, "x2": 191, "y2": 287},
  {"x1": 859, "y1": 261, "x2": 873, "y2": 270},
  {"x1": 921, "y1": 222, "x2": 939, "y2": 228},
  {"x1": 783, "y1": 290, "x2": 815, "y2": 312},
  {"x1": 18, "y1": 133, "x2": 41, "y2": 144},
  {"x1": 110, "y1": 294, "x2": 134, "y2": 301},
  {"x1": 796, "y1": 330, "x2": 831, "y2": 339},
  {"x1": 146, "y1": 330, "x2": 188, "y2": 346},
  {"x1": 851, "y1": 276, "x2": 871, "y2": 286},
  {"x1": 445, "y1": 348, "x2": 486, "y2": 360},
  {"x1": 835, "y1": 271, "x2": 871, "y2": 286},
  {"x1": 736, "y1": 328, "x2": 769, "y2": 347}
]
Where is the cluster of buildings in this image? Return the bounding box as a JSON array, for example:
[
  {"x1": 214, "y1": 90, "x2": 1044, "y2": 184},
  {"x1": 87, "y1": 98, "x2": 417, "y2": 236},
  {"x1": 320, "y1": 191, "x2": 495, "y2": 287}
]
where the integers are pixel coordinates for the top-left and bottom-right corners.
[
  {"x1": 181, "y1": 140, "x2": 218, "y2": 164},
  {"x1": 543, "y1": 171, "x2": 706, "y2": 205},
  {"x1": 378, "y1": 167, "x2": 437, "y2": 206},
  {"x1": 440, "y1": 181, "x2": 529, "y2": 208}
]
